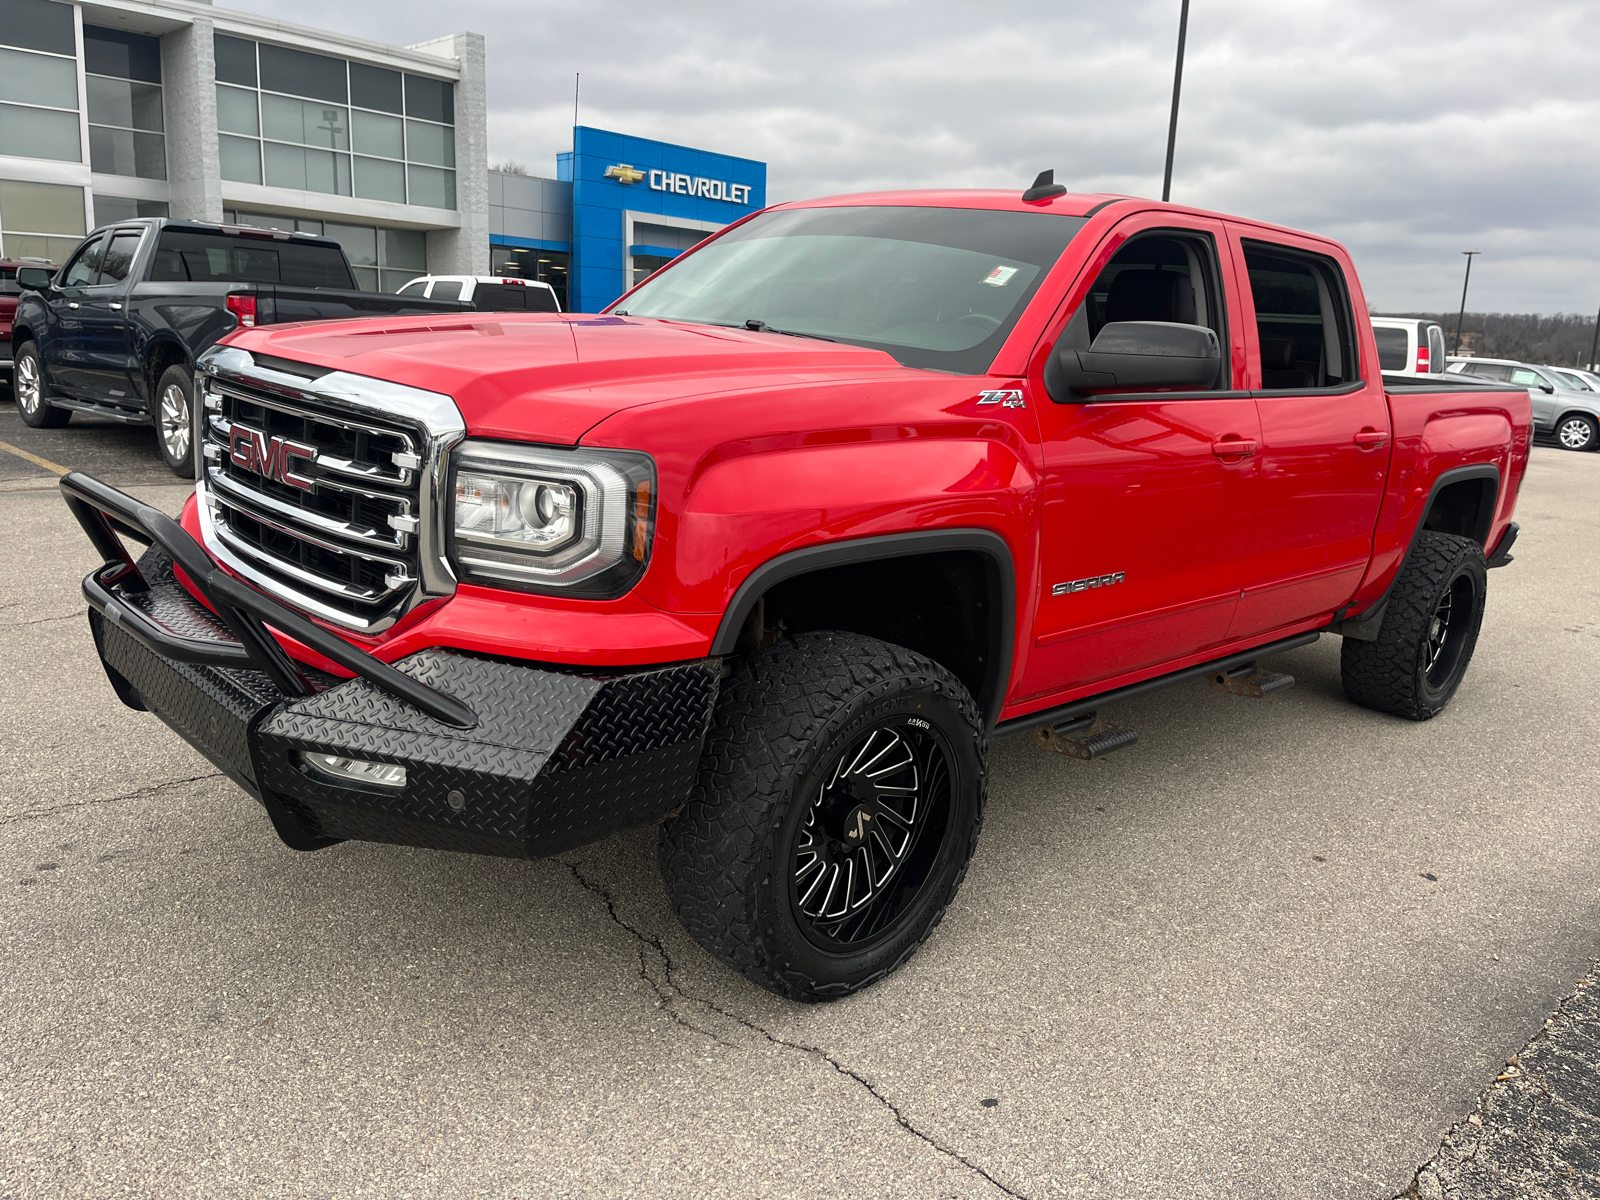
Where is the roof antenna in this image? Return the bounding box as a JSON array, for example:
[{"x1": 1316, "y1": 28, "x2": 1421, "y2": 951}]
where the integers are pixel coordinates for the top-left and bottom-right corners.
[{"x1": 1022, "y1": 170, "x2": 1068, "y2": 202}]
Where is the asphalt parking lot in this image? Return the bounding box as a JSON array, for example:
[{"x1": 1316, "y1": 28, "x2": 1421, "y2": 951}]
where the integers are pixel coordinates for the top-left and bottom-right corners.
[{"x1": 2, "y1": 404, "x2": 1597, "y2": 1200}]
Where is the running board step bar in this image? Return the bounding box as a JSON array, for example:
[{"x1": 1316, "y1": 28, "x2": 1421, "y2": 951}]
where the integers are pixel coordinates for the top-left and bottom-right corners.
[
  {"x1": 1033, "y1": 713, "x2": 1138, "y2": 759},
  {"x1": 1207, "y1": 663, "x2": 1295, "y2": 698}
]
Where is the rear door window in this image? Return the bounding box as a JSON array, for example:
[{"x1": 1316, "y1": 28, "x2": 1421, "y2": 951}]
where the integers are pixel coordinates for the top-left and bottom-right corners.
[
  {"x1": 430, "y1": 279, "x2": 463, "y2": 301},
  {"x1": 1462, "y1": 362, "x2": 1511, "y2": 381},
  {"x1": 148, "y1": 231, "x2": 355, "y2": 288},
  {"x1": 396, "y1": 280, "x2": 427, "y2": 295},
  {"x1": 1373, "y1": 326, "x2": 1409, "y2": 371},
  {"x1": 96, "y1": 231, "x2": 144, "y2": 285},
  {"x1": 1241, "y1": 240, "x2": 1359, "y2": 389}
]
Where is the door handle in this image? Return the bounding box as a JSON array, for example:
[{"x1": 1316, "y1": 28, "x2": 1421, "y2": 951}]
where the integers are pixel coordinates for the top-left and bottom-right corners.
[
  {"x1": 67, "y1": 301, "x2": 79, "y2": 309},
  {"x1": 108, "y1": 302, "x2": 123, "y2": 311},
  {"x1": 1354, "y1": 428, "x2": 1390, "y2": 449},
  {"x1": 1211, "y1": 437, "x2": 1257, "y2": 458}
]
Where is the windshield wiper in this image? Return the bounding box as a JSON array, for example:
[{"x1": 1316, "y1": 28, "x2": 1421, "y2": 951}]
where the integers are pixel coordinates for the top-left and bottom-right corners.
[{"x1": 742, "y1": 318, "x2": 834, "y2": 342}]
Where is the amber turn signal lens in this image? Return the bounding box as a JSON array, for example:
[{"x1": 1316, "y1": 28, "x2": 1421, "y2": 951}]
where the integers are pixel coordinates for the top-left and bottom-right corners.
[{"x1": 632, "y1": 480, "x2": 651, "y2": 562}]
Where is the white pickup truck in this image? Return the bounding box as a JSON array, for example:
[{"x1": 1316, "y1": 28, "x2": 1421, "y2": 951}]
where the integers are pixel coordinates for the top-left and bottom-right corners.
[{"x1": 1370, "y1": 316, "x2": 1447, "y2": 375}]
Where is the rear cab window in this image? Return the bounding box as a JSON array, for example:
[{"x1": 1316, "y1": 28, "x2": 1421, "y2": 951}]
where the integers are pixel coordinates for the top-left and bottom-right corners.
[
  {"x1": 149, "y1": 230, "x2": 355, "y2": 288},
  {"x1": 96, "y1": 230, "x2": 145, "y2": 285},
  {"x1": 1240, "y1": 239, "x2": 1359, "y2": 389},
  {"x1": 1373, "y1": 326, "x2": 1409, "y2": 372}
]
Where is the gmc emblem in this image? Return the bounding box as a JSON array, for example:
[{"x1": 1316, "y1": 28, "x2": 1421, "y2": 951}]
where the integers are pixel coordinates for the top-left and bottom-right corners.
[{"x1": 228, "y1": 425, "x2": 315, "y2": 491}]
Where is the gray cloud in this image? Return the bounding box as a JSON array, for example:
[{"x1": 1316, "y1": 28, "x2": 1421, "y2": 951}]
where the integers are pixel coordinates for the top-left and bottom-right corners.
[{"x1": 235, "y1": 0, "x2": 1600, "y2": 314}]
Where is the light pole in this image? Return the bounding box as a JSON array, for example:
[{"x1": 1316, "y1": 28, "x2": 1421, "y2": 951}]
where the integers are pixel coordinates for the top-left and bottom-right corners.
[
  {"x1": 1588, "y1": 300, "x2": 1599, "y2": 371},
  {"x1": 1161, "y1": 0, "x2": 1191, "y2": 203},
  {"x1": 1453, "y1": 251, "x2": 1480, "y2": 356}
]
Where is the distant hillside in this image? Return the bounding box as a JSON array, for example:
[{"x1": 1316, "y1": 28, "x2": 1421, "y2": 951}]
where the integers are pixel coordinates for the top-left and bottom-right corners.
[{"x1": 1379, "y1": 312, "x2": 1598, "y2": 368}]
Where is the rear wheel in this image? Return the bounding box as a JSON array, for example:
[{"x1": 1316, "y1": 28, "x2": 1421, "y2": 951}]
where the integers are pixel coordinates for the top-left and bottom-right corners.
[
  {"x1": 154, "y1": 363, "x2": 195, "y2": 478},
  {"x1": 660, "y1": 631, "x2": 986, "y2": 1001},
  {"x1": 1556, "y1": 413, "x2": 1597, "y2": 452},
  {"x1": 1341, "y1": 531, "x2": 1487, "y2": 720},
  {"x1": 13, "y1": 343, "x2": 69, "y2": 429}
]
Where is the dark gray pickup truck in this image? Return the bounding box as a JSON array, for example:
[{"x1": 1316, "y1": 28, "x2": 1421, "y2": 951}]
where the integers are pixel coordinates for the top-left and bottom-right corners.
[{"x1": 10, "y1": 218, "x2": 468, "y2": 476}]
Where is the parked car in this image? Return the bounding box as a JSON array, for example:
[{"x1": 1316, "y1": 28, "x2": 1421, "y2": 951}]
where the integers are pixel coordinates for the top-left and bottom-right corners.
[
  {"x1": 397, "y1": 274, "x2": 561, "y2": 312},
  {"x1": 1, "y1": 256, "x2": 56, "y2": 394},
  {"x1": 1447, "y1": 356, "x2": 1598, "y2": 451},
  {"x1": 1370, "y1": 316, "x2": 1447, "y2": 375},
  {"x1": 9, "y1": 219, "x2": 471, "y2": 475},
  {"x1": 59, "y1": 184, "x2": 1531, "y2": 1001},
  {"x1": 1544, "y1": 365, "x2": 1598, "y2": 393}
]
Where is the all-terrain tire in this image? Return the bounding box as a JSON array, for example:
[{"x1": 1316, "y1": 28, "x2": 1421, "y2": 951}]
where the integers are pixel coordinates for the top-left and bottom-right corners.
[
  {"x1": 659, "y1": 631, "x2": 987, "y2": 1002},
  {"x1": 1341, "y1": 531, "x2": 1488, "y2": 720},
  {"x1": 13, "y1": 342, "x2": 70, "y2": 428}
]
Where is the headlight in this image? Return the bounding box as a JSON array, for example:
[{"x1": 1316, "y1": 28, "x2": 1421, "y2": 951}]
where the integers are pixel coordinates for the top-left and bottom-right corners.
[{"x1": 448, "y1": 440, "x2": 655, "y2": 597}]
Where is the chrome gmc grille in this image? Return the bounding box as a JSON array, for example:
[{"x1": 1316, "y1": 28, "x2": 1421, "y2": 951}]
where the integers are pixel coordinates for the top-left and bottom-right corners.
[{"x1": 194, "y1": 345, "x2": 465, "y2": 633}]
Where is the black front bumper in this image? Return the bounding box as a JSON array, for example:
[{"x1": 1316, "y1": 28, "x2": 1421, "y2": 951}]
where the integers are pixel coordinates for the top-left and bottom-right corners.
[{"x1": 67, "y1": 473, "x2": 719, "y2": 859}]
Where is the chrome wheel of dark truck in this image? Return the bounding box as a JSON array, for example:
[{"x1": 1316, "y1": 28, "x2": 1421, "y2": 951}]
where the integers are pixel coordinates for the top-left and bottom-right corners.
[{"x1": 62, "y1": 473, "x2": 720, "y2": 860}]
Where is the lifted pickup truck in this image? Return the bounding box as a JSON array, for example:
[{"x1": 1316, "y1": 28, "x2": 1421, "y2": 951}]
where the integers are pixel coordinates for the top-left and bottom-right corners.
[
  {"x1": 11, "y1": 218, "x2": 468, "y2": 475},
  {"x1": 61, "y1": 184, "x2": 1530, "y2": 1001}
]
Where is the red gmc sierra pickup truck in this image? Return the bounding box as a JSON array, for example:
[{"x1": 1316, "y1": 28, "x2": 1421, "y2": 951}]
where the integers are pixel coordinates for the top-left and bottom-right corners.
[{"x1": 62, "y1": 178, "x2": 1531, "y2": 1001}]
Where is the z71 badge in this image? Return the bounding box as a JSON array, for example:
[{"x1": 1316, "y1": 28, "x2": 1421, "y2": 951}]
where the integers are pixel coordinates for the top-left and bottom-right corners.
[{"x1": 1053, "y1": 571, "x2": 1125, "y2": 596}]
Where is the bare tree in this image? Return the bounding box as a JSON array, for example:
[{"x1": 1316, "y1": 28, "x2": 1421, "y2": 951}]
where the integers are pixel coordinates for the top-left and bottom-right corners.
[{"x1": 492, "y1": 161, "x2": 528, "y2": 176}]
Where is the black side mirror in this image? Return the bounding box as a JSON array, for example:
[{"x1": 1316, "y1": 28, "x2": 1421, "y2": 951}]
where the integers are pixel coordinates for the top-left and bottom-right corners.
[
  {"x1": 1048, "y1": 320, "x2": 1221, "y2": 402},
  {"x1": 1538, "y1": 383, "x2": 1555, "y2": 393},
  {"x1": 15, "y1": 266, "x2": 54, "y2": 290}
]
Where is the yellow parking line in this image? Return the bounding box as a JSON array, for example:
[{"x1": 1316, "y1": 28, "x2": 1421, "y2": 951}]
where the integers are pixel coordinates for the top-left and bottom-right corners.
[{"x1": 0, "y1": 439, "x2": 70, "y2": 476}]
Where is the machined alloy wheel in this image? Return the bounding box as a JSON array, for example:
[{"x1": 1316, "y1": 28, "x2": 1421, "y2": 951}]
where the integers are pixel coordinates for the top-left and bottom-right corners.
[
  {"x1": 12, "y1": 342, "x2": 69, "y2": 428},
  {"x1": 1556, "y1": 414, "x2": 1597, "y2": 451},
  {"x1": 792, "y1": 719, "x2": 953, "y2": 948},
  {"x1": 153, "y1": 363, "x2": 196, "y2": 478}
]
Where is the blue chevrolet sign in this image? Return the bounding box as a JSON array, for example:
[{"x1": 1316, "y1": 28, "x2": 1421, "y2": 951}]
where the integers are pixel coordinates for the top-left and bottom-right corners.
[{"x1": 558, "y1": 126, "x2": 766, "y2": 312}]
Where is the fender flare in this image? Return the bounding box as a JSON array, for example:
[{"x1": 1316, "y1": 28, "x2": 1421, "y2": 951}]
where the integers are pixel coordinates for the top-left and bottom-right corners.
[
  {"x1": 1336, "y1": 463, "x2": 1499, "y2": 641},
  {"x1": 710, "y1": 528, "x2": 1017, "y2": 727}
]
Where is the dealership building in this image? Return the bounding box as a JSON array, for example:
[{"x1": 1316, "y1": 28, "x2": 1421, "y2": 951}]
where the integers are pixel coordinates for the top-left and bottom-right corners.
[{"x1": 0, "y1": 0, "x2": 765, "y2": 311}]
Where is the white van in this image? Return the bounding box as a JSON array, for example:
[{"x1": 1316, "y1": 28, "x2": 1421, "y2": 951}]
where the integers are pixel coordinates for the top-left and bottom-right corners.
[
  {"x1": 1370, "y1": 317, "x2": 1447, "y2": 375},
  {"x1": 396, "y1": 275, "x2": 561, "y2": 313}
]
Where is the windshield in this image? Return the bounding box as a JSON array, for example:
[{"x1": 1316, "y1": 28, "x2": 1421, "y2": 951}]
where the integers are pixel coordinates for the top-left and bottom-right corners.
[
  {"x1": 1549, "y1": 368, "x2": 1592, "y2": 391},
  {"x1": 615, "y1": 205, "x2": 1089, "y2": 374}
]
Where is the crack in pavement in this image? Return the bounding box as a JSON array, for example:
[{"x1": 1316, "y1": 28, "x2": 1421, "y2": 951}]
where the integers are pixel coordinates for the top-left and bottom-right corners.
[
  {"x1": 562, "y1": 858, "x2": 1028, "y2": 1199},
  {"x1": 1, "y1": 608, "x2": 87, "y2": 629},
  {"x1": 0, "y1": 772, "x2": 225, "y2": 827}
]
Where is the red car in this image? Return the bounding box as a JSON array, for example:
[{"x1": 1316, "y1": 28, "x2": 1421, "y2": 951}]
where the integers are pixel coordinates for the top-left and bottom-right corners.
[
  {"x1": 60, "y1": 181, "x2": 1530, "y2": 1001},
  {"x1": 0, "y1": 257, "x2": 54, "y2": 389}
]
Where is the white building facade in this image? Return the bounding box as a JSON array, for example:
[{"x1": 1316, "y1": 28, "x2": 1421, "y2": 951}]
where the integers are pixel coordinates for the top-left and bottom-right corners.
[{"x1": 0, "y1": 0, "x2": 487, "y2": 288}]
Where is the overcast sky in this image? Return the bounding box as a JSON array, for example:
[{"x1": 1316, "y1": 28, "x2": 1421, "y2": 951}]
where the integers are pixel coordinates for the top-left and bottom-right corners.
[{"x1": 241, "y1": 0, "x2": 1600, "y2": 315}]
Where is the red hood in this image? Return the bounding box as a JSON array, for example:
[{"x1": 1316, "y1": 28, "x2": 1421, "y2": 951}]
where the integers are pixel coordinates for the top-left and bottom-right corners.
[{"x1": 224, "y1": 313, "x2": 904, "y2": 444}]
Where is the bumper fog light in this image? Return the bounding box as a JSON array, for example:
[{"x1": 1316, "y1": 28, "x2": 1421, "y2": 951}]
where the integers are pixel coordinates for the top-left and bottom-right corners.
[{"x1": 300, "y1": 752, "x2": 407, "y2": 790}]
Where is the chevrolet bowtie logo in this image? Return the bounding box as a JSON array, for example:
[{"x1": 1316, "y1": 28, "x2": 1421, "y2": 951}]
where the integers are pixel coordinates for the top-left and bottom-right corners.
[{"x1": 604, "y1": 163, "x2": 645, "y2": 185}]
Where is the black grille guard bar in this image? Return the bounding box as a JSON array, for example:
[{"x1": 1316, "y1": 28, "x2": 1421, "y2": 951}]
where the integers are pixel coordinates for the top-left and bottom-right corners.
[{"x1": 61, "y1": 471, "x2": 478, "y2": 730}]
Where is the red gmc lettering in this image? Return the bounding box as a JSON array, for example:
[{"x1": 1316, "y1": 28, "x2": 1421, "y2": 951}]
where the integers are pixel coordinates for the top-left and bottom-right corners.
[{"x1": 228, "y1": 426, "x2": 315, "y2": 491}]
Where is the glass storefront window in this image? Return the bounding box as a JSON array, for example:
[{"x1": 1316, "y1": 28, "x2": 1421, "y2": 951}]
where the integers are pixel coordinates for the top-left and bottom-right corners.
[
  {"x1": 2, "y1": 0, "x2": 75, "y2": 57},
  {"x1": 93, "y1": 195, "x2": 169, "y2": 223},
  {"x1": 215, "y1": 35, "x2": 456, "y2": 210},
  {"x1": 324, "y1": 221, "x2": 376, "y2": 268},
  {"x1": 262, "y1": 93, "x2": 349, "y2": 150},
  {"x1": 491, "y1": 245, "x2": 570, "y2": 311},
  {"x1": 0, "y1": 102, "x2": 80, "y2": 162},
  {"x1": 354, "y1": 156, "x2": 405, "y2": 204},
  {"x1": 219, "y1": 134, "x2": 262, "y2": 184},
  {"x1": 381, "y1": 228, "x2": 426, "y2": 272},
  {"x1": 0, "y1": 178, "x2": 85, "y2": 263},
  {"x1": 84, "y1": 26, "x2": 165, "y2": 180},
  {"x1": 0, "y1": 45, "x2": 78, "y2": 109},
  {"x1": 352, "y1": 110, "x2": 403, "y2": 159},
  {"x1": 217, "y1": 85, "x2": 260, "y2": 137},
  {"x1": 407, "y1": 164, "x2": 455, "y2": 210}
]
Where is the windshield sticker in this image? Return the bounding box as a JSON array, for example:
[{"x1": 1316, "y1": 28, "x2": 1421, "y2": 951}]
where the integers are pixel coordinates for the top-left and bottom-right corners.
[{"x1": 983, "y1": 265, "x2": 1019, "y2": 288}]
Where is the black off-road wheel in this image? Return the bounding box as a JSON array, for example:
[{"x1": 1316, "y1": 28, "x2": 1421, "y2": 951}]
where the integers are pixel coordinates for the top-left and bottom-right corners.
[
  {"x1": 660, "y1": 631, "x2": 987, "y2": 1002},
  {"x1": 1341, "y1": 531, "x2": 1488, "y2": 720},
  {"x1": 13, "y1": 342, "x2": 70, "y2": 429}
]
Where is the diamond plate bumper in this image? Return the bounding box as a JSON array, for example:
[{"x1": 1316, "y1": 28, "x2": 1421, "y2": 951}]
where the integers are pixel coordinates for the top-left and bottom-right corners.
[{"x1": 67, "y1": 473, "x2": 720, "y2": 859}]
